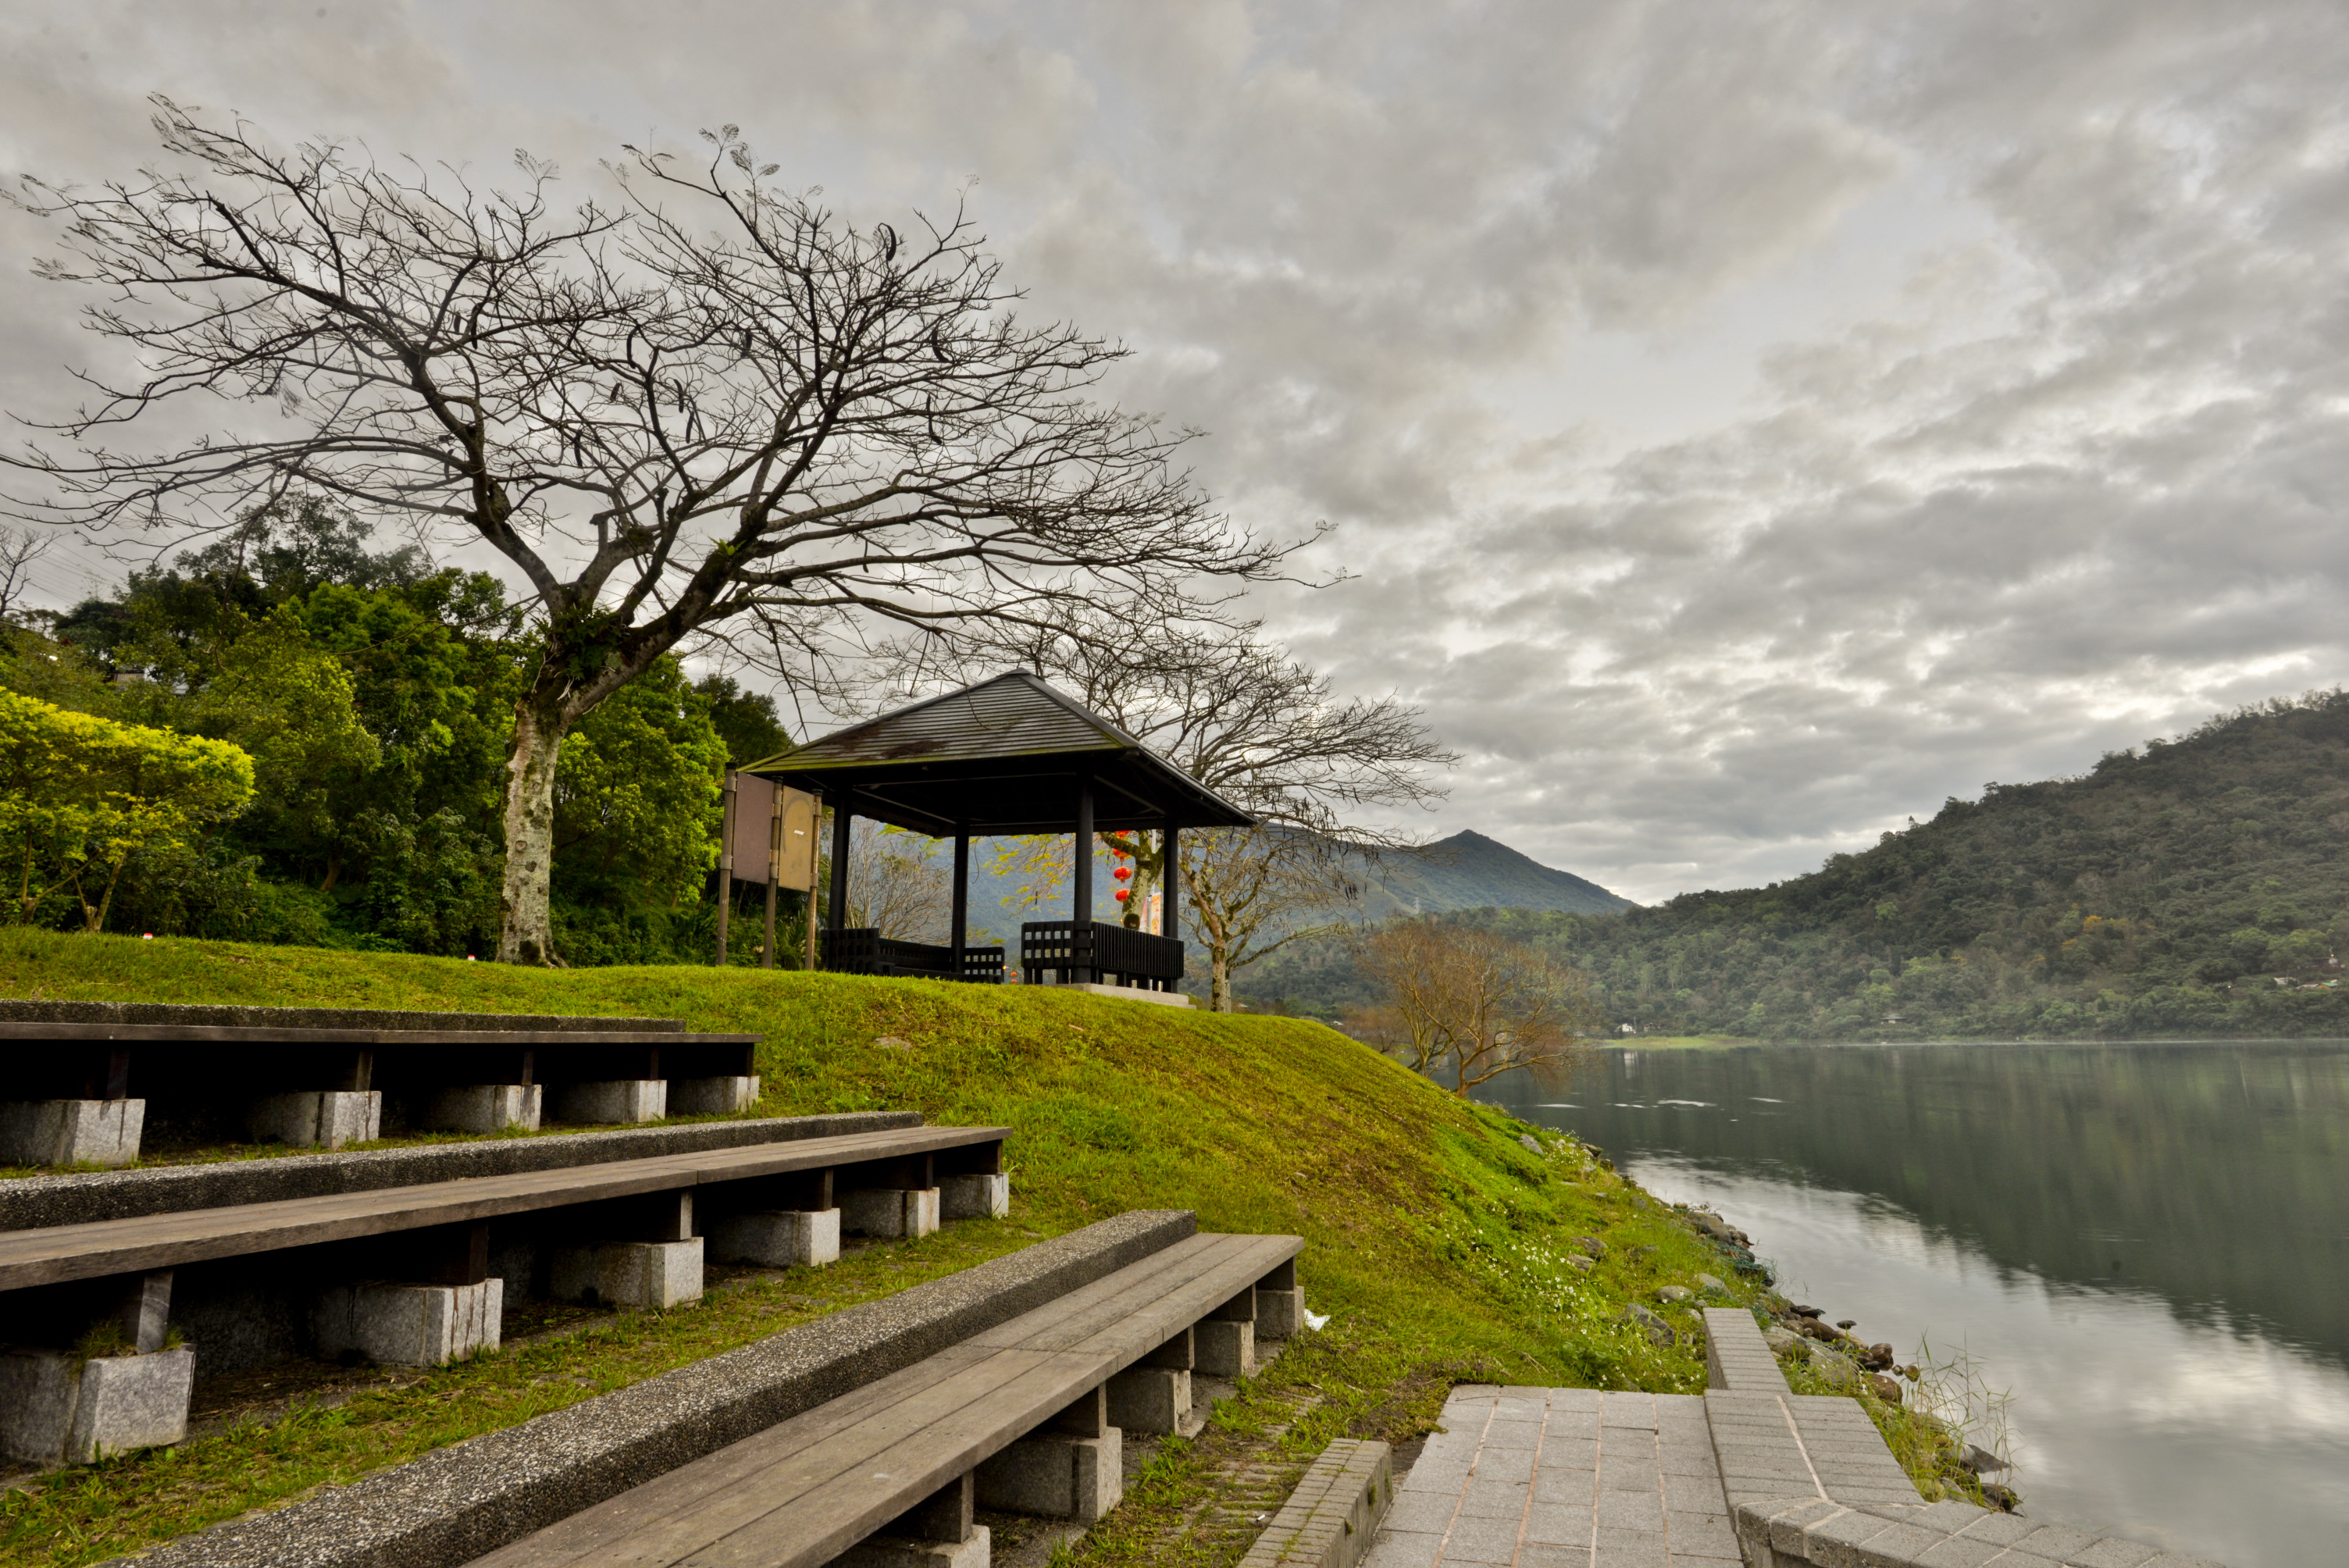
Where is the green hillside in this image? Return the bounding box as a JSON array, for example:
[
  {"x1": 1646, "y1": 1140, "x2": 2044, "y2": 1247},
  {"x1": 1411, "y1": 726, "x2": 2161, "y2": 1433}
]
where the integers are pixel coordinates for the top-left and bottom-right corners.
[
  {"x1": 1242, "y1": 692, "x2": 2349, "y2": 1039},
  {"x1": 0, "y1": 928, "x2": 1772, "y2": 1566},
  {"x1": 1349, "y1": 830, "x2": 1634, "y2": 919}
]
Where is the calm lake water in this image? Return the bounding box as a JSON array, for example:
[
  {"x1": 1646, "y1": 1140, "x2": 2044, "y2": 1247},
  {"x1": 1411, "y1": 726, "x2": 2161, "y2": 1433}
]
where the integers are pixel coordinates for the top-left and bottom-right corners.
[{"x1": 1476, "y1": 1040, "x2": 2349, "y2": 1568}]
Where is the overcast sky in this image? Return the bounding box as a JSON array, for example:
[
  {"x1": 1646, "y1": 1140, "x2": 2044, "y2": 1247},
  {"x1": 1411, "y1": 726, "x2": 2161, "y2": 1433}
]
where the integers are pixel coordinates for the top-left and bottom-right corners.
[{"x1": 5, "y1": 1, "x2": 2346, "y2": 903}]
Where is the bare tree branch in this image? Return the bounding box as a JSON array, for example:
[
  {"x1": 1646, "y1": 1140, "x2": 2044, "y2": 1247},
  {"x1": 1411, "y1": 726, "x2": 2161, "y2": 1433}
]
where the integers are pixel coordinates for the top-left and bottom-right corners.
[
  {"x1": 4, "y1": 103, "x2": 1302, "y2": 962},
  {"x1": 0, "y1": 524, "x2": 56, "y2": 624},
  {"x1": 864, "y1": 608, "x2": 1457, "y2": 1007}
]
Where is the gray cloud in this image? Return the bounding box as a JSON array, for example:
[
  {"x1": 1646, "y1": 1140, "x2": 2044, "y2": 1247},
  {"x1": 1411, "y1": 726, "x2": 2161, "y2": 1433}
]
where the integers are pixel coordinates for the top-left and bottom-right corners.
[{"x1": 5, "y1": 1, "x2": 2345, "y2": 901}]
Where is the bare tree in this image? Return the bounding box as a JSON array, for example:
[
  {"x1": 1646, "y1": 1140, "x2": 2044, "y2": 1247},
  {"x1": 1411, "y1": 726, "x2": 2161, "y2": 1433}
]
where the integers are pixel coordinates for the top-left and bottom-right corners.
[
  {"x1": 0, "y1": 523, "x2": 54, "y2": 625},
  {"x1": 5, "y1": 102, "x2": 1291, "y2": 963},
  {"x1": 840, "y1": 819, "x2": 952, "y2": 942},
  {"x1": 877, "y1": 612, "x2": 1453, "y2": 1009},
  {"x1": 1354, "y1": 919, "x2": 1600, "y2": 1095}
]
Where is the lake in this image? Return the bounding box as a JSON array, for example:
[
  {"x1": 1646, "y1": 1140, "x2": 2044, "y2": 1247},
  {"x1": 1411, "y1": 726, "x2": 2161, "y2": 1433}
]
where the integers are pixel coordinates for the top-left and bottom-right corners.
[{"x1": 1476, "y1": 1039, "x2": 2349, "y2": 1568}]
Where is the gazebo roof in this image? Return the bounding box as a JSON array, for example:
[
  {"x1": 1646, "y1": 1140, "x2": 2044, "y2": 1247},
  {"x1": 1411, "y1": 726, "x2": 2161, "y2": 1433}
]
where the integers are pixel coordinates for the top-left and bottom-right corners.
[{"x1": 743, "y1": 671, "x2": 1254, "y2": 837}]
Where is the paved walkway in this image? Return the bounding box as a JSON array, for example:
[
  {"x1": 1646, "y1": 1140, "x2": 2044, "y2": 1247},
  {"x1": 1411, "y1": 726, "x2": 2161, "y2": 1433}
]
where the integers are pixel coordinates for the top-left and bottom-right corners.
[{"x1": 1363, "y1": 1386, "x2": 1741, "y2": 1568}]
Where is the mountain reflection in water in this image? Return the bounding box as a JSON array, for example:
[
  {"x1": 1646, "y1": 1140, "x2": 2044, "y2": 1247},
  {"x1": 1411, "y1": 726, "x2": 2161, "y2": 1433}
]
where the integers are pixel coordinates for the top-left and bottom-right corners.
[{"x1": 1476, "y1": 1040, "x2": 2349, "y2": 1568}]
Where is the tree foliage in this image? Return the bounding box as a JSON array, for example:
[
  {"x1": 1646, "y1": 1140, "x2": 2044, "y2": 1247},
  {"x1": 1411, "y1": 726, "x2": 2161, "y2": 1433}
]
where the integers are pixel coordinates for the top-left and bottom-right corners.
[
  {"x1": 2, "y1": 496, "x2": 729, "y2": 960},
  {"x1": 0, "y1": 689, "x2": 254, "y2": 930},
  {"x1": 1349, "y1": 919, "x2": 1600, "y2": 1093},
  {"x1": 5, "y1": 102, "x2": 1292, "y2": 964}
]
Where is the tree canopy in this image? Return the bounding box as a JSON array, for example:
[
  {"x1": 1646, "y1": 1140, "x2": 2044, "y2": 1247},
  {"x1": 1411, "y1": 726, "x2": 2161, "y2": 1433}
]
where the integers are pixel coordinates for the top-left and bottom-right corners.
[
  {"x1": 6, "y1": 102, "x2": 1295, "y2": 964},
  {"x1": 2, "y1": 497, "x2": 729, "y2": 961}
]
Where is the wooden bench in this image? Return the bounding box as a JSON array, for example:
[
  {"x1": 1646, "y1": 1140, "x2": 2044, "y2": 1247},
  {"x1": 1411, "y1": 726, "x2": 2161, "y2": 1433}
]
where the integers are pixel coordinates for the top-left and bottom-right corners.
[
  {"x1": 468, "y1": 1230, "x2": 1306, "y2": 1568},
  {"x1": 0, "y1": 1002, "x2": 767, "y2": 1166},
  {"x1": 1018, "y1": 920, "x2": 1186, "y2": 992},
  {"x1": 0, "y1": 1123, "x2": 1012, "y2": 1467},
  {"x1": 819, "y1": 929, "x2": 1008, "y2": 984}
]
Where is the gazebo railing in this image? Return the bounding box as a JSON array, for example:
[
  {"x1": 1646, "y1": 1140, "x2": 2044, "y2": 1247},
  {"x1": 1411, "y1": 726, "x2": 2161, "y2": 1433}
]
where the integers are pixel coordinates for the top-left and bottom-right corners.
[
  {"x1": 1019, "y1": 921, "x2": 1185, "y2": 992},
  {"x1": 821, "y1": 928, "x2": 1004, "y2": 984}
]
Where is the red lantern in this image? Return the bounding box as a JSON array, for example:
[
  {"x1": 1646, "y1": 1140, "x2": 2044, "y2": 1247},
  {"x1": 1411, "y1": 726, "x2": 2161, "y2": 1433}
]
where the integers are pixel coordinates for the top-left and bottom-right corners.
[
  {"x1": 1115, "y1": 889, "x2": 1131, "y2": 902},
  {"x1": 1113, "y1": 866, "x2": 1132, "y2": 881}
]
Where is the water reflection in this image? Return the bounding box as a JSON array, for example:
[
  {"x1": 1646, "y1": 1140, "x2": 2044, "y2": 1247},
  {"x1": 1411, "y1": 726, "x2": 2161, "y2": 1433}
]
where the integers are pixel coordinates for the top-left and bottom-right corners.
[{"x1": 1479, "y1": 1041, "x2": 2349, "y2": 1568}]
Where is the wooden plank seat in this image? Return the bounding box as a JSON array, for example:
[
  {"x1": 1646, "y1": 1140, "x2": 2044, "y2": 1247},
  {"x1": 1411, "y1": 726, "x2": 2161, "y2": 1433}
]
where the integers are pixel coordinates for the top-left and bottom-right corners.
[
  {"x1": 0, "y1": 1122, "x2": 1015, "y2": 1470},
  {"x1": 819, "y1": 929, "x2": 1007, "y2": 984},
  {"x1": 1018, "y1": 921, "x2": 1185, "y2": 992},
  {"x1": 469, "y1": 1230, "x2": 1305, "y2": 1568},
  {"x1": 0, "y1": 1123, "x2": 1008, "y2": 1292},
  {"x1": 0, "y1": 1002, "x2": 768, "y2": 1165}
]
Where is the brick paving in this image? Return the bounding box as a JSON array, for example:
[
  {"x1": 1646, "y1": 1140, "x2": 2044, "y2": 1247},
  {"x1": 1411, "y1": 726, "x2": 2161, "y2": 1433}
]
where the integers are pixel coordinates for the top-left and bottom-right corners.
[{"x1": 1363, "y1": 1385, "x2": 1741, "y2": 1568}]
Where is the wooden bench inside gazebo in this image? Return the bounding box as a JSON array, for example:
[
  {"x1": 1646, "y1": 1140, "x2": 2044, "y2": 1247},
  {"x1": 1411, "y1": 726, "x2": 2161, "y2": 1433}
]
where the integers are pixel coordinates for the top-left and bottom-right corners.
[{"x1": 743, "y1": 672, "x2": 1253, "y2": 1000}]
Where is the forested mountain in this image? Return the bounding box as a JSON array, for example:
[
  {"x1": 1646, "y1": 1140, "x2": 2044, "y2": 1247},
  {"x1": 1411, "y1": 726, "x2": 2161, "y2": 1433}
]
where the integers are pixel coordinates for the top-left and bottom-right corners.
[
  {"x1": 1349, "y1": 831, "x2": 1633, "y2": 917},
  {"x1": 1242, "y1": 693, "x2": 2349, "y2": 1039}
]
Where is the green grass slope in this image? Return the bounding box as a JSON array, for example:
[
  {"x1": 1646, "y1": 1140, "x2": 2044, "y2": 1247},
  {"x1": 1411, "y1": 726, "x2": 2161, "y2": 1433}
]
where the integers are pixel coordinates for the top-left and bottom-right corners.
[{"x1": 0, "y1": 928, "x2": 1766, "y2": 1566}]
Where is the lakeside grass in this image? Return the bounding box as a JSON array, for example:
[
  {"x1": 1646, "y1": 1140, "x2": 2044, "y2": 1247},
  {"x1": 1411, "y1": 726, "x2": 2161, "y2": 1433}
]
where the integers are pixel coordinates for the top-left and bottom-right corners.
[{"x1": 2, "y1": 928, "x2": 1843, "y2": 1565}]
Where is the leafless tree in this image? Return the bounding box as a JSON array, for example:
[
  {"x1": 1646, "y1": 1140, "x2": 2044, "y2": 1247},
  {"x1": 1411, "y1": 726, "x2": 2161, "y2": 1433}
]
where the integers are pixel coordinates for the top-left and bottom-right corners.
[
  {"x1": 4, "y1": 102, "x2": 1292, "y2": 964},
  {"x1": 0, "y1": 524, "x2": 55, "y2": 625},
  {"x1": 877, "y1": 612, "x2": 1453, "y2": 1009},
  {"x1": 1353, "y1": 919, "x2": 1601, "y2": 1095},
  {"x1": 839, "y1": 819, "x2": 953, "y2": 943}
]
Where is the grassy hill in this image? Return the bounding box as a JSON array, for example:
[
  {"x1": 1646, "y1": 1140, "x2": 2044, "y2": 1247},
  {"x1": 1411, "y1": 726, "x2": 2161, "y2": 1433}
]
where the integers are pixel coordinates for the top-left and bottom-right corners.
[
  {"x1": 1243, "y1": 691, "x2": 2349, "y2": 1039},
  {"x1": 0, "y1": 928, "x2": 1766, "y2": 1567}
]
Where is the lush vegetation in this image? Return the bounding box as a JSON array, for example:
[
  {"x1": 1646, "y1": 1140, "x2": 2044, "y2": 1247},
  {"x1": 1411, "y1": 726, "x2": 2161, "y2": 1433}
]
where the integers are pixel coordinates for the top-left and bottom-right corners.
[
  {"x1": 1242, "y1": 693, "x2": 2349, "y2": 1039},
  {"x1": 0, "y1": 928, "x2": 1770, "y2": 1565},
  {"x1": 2, "y1": 501, "x2": 792, "y2": 964},
  {"x1": 1, "y1": 690, "x2": 254, "y2": 931}
]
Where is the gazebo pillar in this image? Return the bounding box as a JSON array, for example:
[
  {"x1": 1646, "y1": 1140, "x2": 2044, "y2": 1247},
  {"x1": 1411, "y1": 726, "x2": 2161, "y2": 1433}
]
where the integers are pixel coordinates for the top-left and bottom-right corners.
[
  {"x1": 950, "y1": 830, "x2": 969, "y2": 978},
  {"x1": 826, "y1": 789, "x2": 852, "y2": 960},
  {"x1": 1073, "y1": 780, "x2": 1094, "y2": 983},
  {"x1": 1162, "y1": 825, "x2": 1180, "y2": 941}
]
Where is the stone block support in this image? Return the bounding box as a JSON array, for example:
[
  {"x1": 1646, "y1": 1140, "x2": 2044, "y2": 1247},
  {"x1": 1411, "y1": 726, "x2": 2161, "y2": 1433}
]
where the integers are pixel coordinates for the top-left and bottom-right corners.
[
  {"x1": 939, "y1": 1172, "x2": 1011, "y2": 1221},
  {"x1": 1198, "y1": 1285, "x2": 1256, "y2": 1377},
  {"x1": 831, "y1": 1528, "x2": 989, "y2": 1568},
  {"x1": 1107, "y1": 1366, "x2": 1191, "y2": 1434},
  {"x1": 1109, "y1": 1327, "x2": 1194, "y2": 1434},
  {"x1": 976, "y1": 1385, "x2": 1123, "y2": 1523},
  {"x1": 836, "y1": 1473, "x2": 989, "y2": 1567},
  {"x1": 312, "y1": 1278, "x2": 503, "y2": 1367},
  {"x1": 668, "y1": 1075, "x2": 760, "y2": 1116},
  {"x1": 1256, "y1": 1288, "x2": 1306, "y2": 1339},
  {"x1": 551, "y1": 1239, "x2": 704, "y2": 1310},
  {"x1": 1196, "y1": 1318, "x2": 1255, "y2": 1378},
  {"x1": 842, "y1": 1185, "x2": 940, "y2": 1240},
  {"x1": 421, "y1": 1084, "x2": 542, "y2": 1135},
  {"x1": 551, "y1": 1079, "x2": 667, "y2": 1125},
  {"x1": 704, "y1": 1208, "x2": 841, "y2": 1268},
  {"x1": 248, "y1": 1091, "x2": 381, "y2": 1149},
  {"x1": 104, "y1": 1268, "x2": 177, "y2": 1353},
  {"x1": 0, "y1": 1099, "x2": 144, "y2": 1167},
  {"x1": 0, "y1": 1345, "x2": 195, "y2": 1464}
]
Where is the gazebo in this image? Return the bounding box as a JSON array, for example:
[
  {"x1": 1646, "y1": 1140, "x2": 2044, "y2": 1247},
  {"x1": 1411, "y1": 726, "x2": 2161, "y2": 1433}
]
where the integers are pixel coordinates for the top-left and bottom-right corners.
[{"x1": 743, "y1": 671, "x2": 1253, "y2": 992}]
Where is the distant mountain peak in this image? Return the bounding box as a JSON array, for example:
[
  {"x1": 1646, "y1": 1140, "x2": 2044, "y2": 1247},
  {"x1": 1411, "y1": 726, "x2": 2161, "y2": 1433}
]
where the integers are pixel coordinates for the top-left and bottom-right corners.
[{"x1": 1353, "y1": 829, "x2": 1634, "y2": 918}]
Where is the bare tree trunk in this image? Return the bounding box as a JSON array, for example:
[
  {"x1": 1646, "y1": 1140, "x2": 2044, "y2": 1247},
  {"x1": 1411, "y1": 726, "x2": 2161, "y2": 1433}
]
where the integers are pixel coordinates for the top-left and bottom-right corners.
[
  {"x1": 1210, "y1": 943, "x2": 1233, "y2": 1013},
  {"x1": 499, "y1": 694, "x2": 565, "y2": 965}
]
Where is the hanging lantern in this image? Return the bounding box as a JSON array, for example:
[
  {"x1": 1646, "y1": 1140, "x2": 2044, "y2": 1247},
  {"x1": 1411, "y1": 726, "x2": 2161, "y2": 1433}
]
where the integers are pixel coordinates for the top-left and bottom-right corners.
[
  {"x1": 1115, "y1": 889, "x2": 1131, "y2": 902},
  {"x1": 1113, "y1": 866, "x2": 1132, "y2": 881}
]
